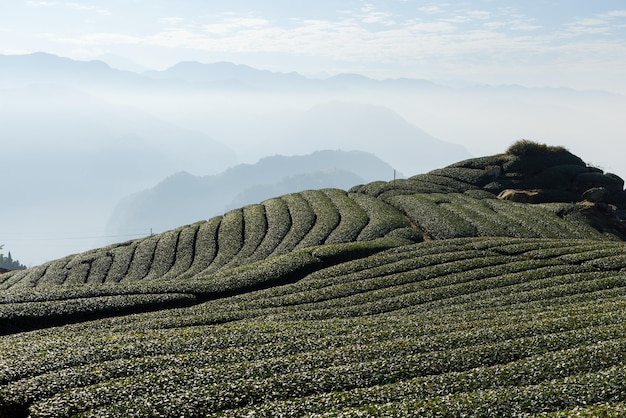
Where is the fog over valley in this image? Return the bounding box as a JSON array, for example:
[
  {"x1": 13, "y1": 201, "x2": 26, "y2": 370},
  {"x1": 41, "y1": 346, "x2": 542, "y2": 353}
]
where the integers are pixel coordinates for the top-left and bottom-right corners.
[
  {"x1": 1, "y1": 50, "x2": 625, "y2": 266},
  {"x1": 2, "y1": 1, "x2": 626, "y2": 266}
]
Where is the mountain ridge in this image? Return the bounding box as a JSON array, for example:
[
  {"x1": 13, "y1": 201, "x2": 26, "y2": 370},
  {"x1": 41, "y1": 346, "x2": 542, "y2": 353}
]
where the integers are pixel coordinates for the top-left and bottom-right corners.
[
  {"x1": 105, "y1": 150, "x2": 399, "y2": 235},
  {"x1": 2, "y1": 52, "x2": 621, "y2": 98}
]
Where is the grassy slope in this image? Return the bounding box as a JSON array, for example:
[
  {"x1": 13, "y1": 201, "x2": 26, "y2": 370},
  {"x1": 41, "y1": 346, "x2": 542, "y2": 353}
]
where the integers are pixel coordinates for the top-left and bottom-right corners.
[{"x1": 2, "y1": 148, "x2": 626, "y2": 417}]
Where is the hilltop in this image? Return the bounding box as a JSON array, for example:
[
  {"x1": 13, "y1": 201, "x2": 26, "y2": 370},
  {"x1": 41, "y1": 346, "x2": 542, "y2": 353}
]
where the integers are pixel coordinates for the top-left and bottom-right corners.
[{"x1": 2, "y1": 141, "x2": 626, "y2": 417}]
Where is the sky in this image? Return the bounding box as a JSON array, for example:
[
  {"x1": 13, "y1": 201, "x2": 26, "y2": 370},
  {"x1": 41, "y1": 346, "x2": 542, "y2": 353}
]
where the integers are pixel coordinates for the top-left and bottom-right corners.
[{"x1": 2, "y1": 0, "x2": 626, "y2": 93}]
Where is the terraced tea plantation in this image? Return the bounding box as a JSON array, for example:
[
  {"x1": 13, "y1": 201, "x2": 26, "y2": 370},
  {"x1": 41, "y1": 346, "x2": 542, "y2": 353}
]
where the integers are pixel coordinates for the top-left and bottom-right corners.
[{"x1": 2, "y1": 145, "x2": 626, "y2": 417}]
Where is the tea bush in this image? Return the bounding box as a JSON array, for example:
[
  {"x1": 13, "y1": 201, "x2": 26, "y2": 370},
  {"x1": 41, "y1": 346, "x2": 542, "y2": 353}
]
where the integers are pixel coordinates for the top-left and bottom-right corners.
[{"x1": 3, "y1": 144, "x2": 626, "y2": 416}]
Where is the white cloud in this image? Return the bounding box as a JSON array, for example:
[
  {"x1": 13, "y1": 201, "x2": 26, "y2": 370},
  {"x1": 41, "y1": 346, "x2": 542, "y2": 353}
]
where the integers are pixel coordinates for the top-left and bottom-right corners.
[
  {"x1": 483, "y1": 21, "x2": 506, "y2": 29},
  {"x1": 465, "y1": 10, "x2": 491, "y2": 20},
  {"x1": 0, "y1": 47, "x2": 32, "y2": 55},
  {"x1": 8, "y1": 2, "x2": 625, "y2": 92},
  {"x1": 565, "y1": 18, "x2": 611, "y2": 36},
  {"x1": 357, "y1": 4, "x2": 396, "y2": 26},
  {"x1": 361, "y1": 12, "x2": 396, "y2": 26},
  {"x1": 510, "y1": 23, "x2": 542, "y2": 32},
  {"x1": 66, "y1": 2, "x2": 110, "y2": 15},
  {"x1": 401, "y1": 20, "x2": 456, "y2": 34},
  {"x1": 46, "y1": 32, "x2": 141, "y2": 47},
  {"x1": 24, "y1": 10, "x2": 571, "y2": 70},
  {"x1": 25, "y1": 1, "x2": 109, "y2": 15},
  {"x1": 418, "y1": 5, "x2": 446, "y2": 15},
  {"x1": 145, "y1": 29, "x2": 202, "y2": 49},
  {"x1": 203, "y1": 17, "x2": 271, "y2": 36},
  {"x1": 563, "y1": 10, "x2": 626, "y2": 37},
  {"x1": 604, "y1": 10, "x2": 626, "y2": 18},
  {"x1": 159, "y1": 17, "x2": 186, "y2": 26},
  {"x1": 25, "y1": 1, "x2": 58, "y2": 6}
]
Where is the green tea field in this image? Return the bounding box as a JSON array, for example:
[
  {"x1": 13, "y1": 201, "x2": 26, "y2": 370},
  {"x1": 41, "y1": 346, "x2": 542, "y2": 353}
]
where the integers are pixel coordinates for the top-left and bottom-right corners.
[{"x1": 2, "y1": 142, "x2": 626, "y2": 417}]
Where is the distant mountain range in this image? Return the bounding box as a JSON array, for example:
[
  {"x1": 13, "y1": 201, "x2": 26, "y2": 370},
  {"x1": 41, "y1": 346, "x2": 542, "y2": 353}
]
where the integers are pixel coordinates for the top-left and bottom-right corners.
[
  {"x1": 257, "y1": 101, "x2": 470, "y2": 175},
  {"x1": 3, "y1": 51, "x2": 622, "y2": 266},
  {"x1": 1, "y1": 82, "x2": 237, "y2": 264},
  {"x1": 1, "y1": 84, "x2": 236, "y2": 201},
  {"x1": 0, "y1": 52, "x2": 443, "y2": 92},
  {"x1": 3, "y1": 52, "x2": 616, "y2": 97},
  {"x1": 0, "y1": 52, "x2": 146, "y2": 88},
  {"x1": 106, "y1": 150, "x2": 400, "y2": 235}
]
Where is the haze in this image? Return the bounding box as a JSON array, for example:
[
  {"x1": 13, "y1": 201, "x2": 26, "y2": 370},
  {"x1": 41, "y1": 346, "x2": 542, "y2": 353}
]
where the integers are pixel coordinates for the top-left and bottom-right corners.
[{"x1": 1, "y1": 0, "x2": 625, "y2": 266}]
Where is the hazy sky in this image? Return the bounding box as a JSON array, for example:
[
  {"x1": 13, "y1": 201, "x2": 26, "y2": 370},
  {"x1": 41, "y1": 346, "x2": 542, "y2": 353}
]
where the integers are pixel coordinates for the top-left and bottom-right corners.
[{"x1": 2, "y1": 1, "x2": 626, "y2": 92}]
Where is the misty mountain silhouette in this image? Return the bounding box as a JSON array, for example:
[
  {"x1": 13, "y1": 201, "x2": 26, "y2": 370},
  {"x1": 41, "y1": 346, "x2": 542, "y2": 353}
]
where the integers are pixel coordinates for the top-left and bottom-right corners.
[
  {"x1": 106, "y1": 150, "x2": 398, "y2": 236},
  {"x1": 261, "y1": 101, "x2": 472, "y2": 175},
  {"x1": 0, "y1": 52, "x2": 442, "y2": 93},
  {"x1": 1, "y1": 83, "x2": 237, "y2": 262},
  {"x1": 143, "y1": 61, "x2": 309, "y2": 90},
  {"x1": 0, "y1": 51, "x2": 146, "y2": 88}
]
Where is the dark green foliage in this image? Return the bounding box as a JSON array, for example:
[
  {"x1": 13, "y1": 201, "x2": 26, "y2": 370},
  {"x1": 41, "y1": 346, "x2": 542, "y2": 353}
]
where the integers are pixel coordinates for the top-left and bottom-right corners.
[
  {"x1": 0, "y1": 293, "x2": 196, "y2": 335},
  {"x1": 388, "y1": 194, "x2": 476, "y2": 239},
  {"x1": 120, "y1": 234, "x2": 159, "y2": 282},
  {"x1": 534, "y1": 164, "x2": 589, "y2": 189},
  {"x1": 447, "y1": 154, "x2": 510, "y2": 169},
  {"x1": 0, "y1": 251, "x2": 26, "y2": 271},
  {"x1": 270, "y1": 192, "x2": 316, "y2": 254},
  {"x1": 221, "y1": 204, "x2": 268, "y2": 269},
  {"x1": 3, "y1": 238, "x2": 626, "y2": 416},
  {"x1": 2, "y1": 145, "x2": 626, "y2": 417},
  {"x1": 410, "y1": 174, "x2": 482, "y2": 192},
  {"x1": 349, "y1": 192, "x2": 414, "y2": 240},
  {"x1": 295, "y1": 190, "x2": 341, "y2": 249},
  {"x1": 575, "y1": 171, "x2": 625, "y2": 194},
  {"x1": 156, "y1": 224, "x2": 199, "y2": 282},
  {"x1": 427, "y1": 167, "x2": 495, "y2": 188},
  {"x1": 503, "y1": 152, "x2": 585, "y2": 176},
  {"x1": 463, "y1": 189, "x2": 495, "y2": 200},
  {"x1": 386, "y1": 193, "x2": 605, "y2": 241},
  {"x1": 176, "y1": 218, "x2": 220, "y2": 280},
  {"x1": 105, "y1": 241, "x2": 139, "y2": 284},
  {"x1": 322, "y1": 189, "x2": 369, "y2": 244},
  {"x1": 350, "y1": 174, "x2": 479, "y2": 199},
  {"x1": 506, "y1": 139, "x2": 568, "y2": 156},
  {"x1": 203, "y1": 208, "x2": 245, "y2": 273},
  {"x1": 254, "y1": 197, "x2": 292, "y2": 259},
  {"x1": 143, "y1": 229, "x2": 179, "y2": 281}
]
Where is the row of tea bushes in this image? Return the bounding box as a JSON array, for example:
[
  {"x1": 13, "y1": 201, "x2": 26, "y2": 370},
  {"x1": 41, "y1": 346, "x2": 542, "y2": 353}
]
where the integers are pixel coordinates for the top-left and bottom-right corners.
[
  {"x1": 386, "y1": 193, "x2": 607, "y2": 240},
  {"x1": 0, "y1": 238, "x2": 406, "y2": 335},
  {"x1": 0, "y1": 293, "x2": 195, "y2": 335},
  {"x1": 349, "y1": 172, "x2": 480, "y2": 199},
  {"x1": 0, "y1": 189, "x2": 415, "y2": 292},
  {"x1": 4, "y1": 237, "x2": 620, "y2": 331},
  {"x1": 4, "y1": 282, "x2": 626, "y2": 416},
  {"x1": 321, "y1": 189, "x2": 369, "y2": 244}
]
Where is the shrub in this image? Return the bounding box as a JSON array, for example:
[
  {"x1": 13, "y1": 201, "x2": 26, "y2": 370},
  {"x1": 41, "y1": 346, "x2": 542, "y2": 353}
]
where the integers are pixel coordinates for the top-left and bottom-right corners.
[
  {"x1": 253, "y1": 198, "x2": 292, "y2": 259},
  {"x1": 221, "y1": 204, "x2": 269, "y2": 269},
  {"x1": 322, "y1": 189, "x2": 369, "y2": 244},
  {"x1": 506, "y1": 140, "x2": 567, "y2": 156}
]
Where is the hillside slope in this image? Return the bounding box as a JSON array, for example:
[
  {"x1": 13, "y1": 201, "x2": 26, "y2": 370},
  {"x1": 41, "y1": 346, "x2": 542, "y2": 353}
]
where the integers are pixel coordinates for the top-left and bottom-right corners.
[{"x1": 2, "y1": 142, "x2": 626, "y2": 417}]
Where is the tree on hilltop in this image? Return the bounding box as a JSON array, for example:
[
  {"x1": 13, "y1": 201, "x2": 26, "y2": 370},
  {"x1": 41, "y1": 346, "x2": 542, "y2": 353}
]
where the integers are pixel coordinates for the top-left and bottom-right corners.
[{"x1": 0, "y1": 245, "x2": 27, "y2": 270}]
